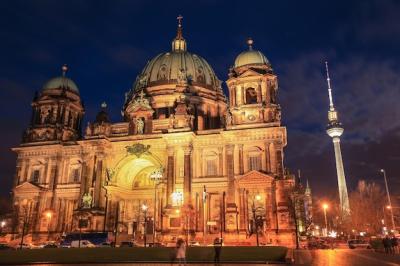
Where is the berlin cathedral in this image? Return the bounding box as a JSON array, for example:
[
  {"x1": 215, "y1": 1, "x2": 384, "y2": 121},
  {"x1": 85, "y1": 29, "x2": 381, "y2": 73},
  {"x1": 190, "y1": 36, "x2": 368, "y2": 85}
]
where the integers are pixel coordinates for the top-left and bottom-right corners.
[{"x1": 11, "y1": 18, "x2": 312, "y2": 247}]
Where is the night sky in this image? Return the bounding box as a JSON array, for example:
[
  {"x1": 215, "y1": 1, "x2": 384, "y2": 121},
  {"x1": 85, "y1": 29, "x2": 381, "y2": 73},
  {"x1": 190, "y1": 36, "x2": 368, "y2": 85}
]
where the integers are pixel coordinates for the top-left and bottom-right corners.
[{"x1": 1, "y1": 0, "x2": 400, "y2": 199}]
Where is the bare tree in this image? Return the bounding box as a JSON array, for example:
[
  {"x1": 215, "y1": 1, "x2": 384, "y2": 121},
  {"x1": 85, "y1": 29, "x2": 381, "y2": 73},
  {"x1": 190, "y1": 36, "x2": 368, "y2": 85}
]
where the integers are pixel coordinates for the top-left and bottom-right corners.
[{"x1": 349, "y1": 180, "x2": 385, "y2": 234}]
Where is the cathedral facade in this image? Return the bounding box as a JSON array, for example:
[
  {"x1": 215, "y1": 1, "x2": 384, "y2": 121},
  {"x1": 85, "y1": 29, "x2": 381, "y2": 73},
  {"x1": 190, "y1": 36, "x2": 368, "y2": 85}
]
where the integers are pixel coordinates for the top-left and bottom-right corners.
[{"x1": 11, "y1": 19, "x2": 307, "y2": 247}]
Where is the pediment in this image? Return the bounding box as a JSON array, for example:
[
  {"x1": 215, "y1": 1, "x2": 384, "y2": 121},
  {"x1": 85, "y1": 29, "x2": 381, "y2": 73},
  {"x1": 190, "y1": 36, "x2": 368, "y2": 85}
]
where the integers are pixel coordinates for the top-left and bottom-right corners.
[
  {"x1": 13, "y1": 182, "x2": 43, "y2": 194},
  {"x1": 237, "y1": 69, "x2": 263, "y2": 78},
  {"x1": 236, "y1": 170, "x2": 274, "y2": 186}
]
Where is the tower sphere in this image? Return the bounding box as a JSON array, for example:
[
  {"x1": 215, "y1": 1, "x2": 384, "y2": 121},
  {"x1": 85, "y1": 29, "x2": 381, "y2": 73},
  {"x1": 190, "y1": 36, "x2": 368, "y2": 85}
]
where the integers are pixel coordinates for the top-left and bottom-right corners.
[{"x1": 234, "y1": 39, "x2": 270, "y2": 68}]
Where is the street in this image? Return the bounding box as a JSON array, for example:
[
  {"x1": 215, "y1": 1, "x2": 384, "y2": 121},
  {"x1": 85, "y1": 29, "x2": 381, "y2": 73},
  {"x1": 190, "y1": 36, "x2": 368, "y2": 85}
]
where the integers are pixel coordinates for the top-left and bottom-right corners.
[{"x1": 294, "y1": 249, "x2": 400, "y2": 266}]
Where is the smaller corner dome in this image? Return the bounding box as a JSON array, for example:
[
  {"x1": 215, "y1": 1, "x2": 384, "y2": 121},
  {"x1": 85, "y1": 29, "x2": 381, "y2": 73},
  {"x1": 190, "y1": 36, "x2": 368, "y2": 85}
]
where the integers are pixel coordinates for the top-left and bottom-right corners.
[
  {"x1": 42, "y1": 76, "x2": 79, "y2": 93},
  {"x1": 234, "y1": 38, "x2": 269, "y2": 68},
  {"x1": 41, "y1": 64, "x2": 79, "y2": 93}
]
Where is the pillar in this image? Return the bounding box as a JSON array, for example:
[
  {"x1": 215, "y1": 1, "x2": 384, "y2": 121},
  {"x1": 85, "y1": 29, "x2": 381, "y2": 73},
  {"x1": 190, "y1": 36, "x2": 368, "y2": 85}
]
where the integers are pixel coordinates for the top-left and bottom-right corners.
[
  {"x1": 238, "y1": 144, "x2": 244, "y2": 175},
  {"x1": 218, "y1": 147, "x2": 223, "y2": 176},
  {"x1": 166, "y1": 146, "x2": 175, "y2": 205},
  {"x1": 225, "y1": 144, "x2": 235, "y2": 202},
  {"x1": 183, "y1": 145, "x2": 192, "y2": 205}
]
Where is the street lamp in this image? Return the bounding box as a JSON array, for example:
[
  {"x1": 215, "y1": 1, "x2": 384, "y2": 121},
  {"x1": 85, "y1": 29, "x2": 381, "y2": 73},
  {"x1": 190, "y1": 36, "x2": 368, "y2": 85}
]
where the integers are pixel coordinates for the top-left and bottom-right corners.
[
  {"x1": 45, "y1": 210, "x2": 53, "y2": 241},
  {"x1": 142, "y1": 204, "x2": 148, "y2": 247},
  {"x1": 380, "y1": 169, "x2": 396, "y2": 232},
  {"x1": 0, "y1": 221, "x2": 5, "y2": 234},
  {"x1": 250, "y1": 193, "x2": 262, "y2": 246},
  {"x1": 322, "y1": 203, "x2": 329, "y2": 237},
  {"x1": 149, "y1": 167, "x2": 163, "y2": 246}
]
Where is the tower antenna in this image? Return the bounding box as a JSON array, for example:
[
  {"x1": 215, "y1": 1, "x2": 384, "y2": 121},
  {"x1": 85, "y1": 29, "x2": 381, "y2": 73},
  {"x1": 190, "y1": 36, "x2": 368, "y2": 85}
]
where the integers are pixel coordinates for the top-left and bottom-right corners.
[{"x1": 325, "y1": 61, "x2": 334, "y2": 110}]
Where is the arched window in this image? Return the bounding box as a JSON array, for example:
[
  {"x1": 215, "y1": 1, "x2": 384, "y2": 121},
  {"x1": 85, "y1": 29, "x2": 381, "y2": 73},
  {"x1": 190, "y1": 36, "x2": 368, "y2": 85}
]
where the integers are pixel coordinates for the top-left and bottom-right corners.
[{"x1": 245, "y1": 88, "x2": 258, "y2": 104}]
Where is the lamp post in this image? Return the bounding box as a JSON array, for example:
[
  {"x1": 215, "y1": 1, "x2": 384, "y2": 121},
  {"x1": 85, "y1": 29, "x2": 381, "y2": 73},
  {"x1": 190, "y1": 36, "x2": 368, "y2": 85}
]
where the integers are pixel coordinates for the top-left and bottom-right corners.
[
  {"x1": 381, "y1": 169, "x2": 396, "y2": 232},
  {"x1": 45, "y1": 210, "x2": 53, "y2": 241},
  {"x1": 149, "y1": 168, "x2": 163, "y2": 246},
  {"x1": 322, "y1": 203, "x2": 329, "y2": 237},
  {"x1": 17, "y1": 199, "x2": 31, "y2": 250},
  {"x1": 142, "y1": 204, "x2": 148, "y2": 247},
  {"x1": 250, "y1": 194, "x2": 262, "y2": 246}
]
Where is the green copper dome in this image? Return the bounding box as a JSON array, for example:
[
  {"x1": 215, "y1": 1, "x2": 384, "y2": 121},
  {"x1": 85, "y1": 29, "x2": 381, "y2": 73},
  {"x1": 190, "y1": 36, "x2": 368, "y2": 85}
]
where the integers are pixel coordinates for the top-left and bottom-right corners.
[
  {"x1": 131, "y1": 17, "x2": 221, "y2": 92},
  {"x1": 234, "y1": 38, "x2": 270, "y2": 68},
  {"x1": 42, "y1": 76, "x2": 79, "y2": 93},
  {"x1": 42, "y1": 65, "x2": 79, "y2": 93}
]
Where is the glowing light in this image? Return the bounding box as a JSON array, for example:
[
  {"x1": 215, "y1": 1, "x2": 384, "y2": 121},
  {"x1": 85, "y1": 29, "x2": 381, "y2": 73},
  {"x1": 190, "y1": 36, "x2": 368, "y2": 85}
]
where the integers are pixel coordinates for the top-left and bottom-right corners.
[
  {"x1": 328, "y1": 230, "x2": 337, "y2": 238},
  {"x1": 386, "y1": 205, "x2": 392, "y2": 209},
  {"x1": 142, "y1": 204, "x2": 148, "y2": 211},
  {"x1": 175, "y1": 209, "x2": 180, "y2": 214},
  {"x1": 315, "y1": 226, "x2": 320, "y2": 230},
  {"x1": 255, "y1": 195, "x2": 261, "y2": 201},
  {"x1": 171, "y1": 191, "x2": 183, "y2": 206},
  {"x1": 45, "y1": 211, "x2": 52, "y2": 219},
  {"x1": 0, "y1": 221, "x2": 5, "y2": 227},
  {"x1": 322, "y1": 203, "x2": 328, "y2": 210}
]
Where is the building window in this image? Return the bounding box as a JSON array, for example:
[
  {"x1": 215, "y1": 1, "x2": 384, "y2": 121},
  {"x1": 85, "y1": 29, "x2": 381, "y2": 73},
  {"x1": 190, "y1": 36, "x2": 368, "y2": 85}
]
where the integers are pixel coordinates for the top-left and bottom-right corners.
[
  {"x1": 245, "y1": 88, "x2": 258, "y2": 104},
  {"x1": 206, "y1": 159, "x2": 217, "y2": 176},
  {"x1": 71, "y1": 168, "x2": 80, "y2": 183},
  {"x1": 249, "y1": 155, "x2": 261, "y2": 171},
  {"x1": 32, "y1": 170, "x2": 40, "y2": 183}
]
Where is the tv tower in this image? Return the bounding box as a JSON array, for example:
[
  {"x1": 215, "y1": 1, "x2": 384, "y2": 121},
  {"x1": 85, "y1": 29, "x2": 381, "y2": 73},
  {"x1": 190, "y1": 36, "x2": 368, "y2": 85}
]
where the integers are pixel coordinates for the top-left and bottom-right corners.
[{"x1": 325, "y1": 62, "x2": 350, "y2": 219}]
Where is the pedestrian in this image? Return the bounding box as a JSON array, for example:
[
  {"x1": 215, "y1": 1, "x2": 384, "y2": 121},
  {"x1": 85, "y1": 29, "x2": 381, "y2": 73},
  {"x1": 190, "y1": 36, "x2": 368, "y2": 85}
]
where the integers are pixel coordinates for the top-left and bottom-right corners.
[
  {"x1": 383, "y1": 235, "x2": 391, "y2": 254},
  {"x1": 176, "y1": 238, "x2": 186, "y2": 266},
  {"x1": 391, "y1": 235, "x2": 398, "y2": 254},
  {"x1": 213, "y1": 237, "x2": 222, "y2": 265}
]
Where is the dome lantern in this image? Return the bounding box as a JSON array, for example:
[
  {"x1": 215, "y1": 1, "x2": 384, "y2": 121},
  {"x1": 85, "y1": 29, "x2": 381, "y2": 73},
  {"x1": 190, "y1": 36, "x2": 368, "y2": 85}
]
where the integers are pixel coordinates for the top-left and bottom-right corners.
[{"x1": 171, "y1": 14, "x2": 187, "y2": 52}]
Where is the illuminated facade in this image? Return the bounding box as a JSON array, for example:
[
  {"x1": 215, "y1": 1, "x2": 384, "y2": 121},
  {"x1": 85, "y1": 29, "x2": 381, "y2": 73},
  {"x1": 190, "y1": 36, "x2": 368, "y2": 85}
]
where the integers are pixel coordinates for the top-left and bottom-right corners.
[{"x1": 11, "y1": 18, "x2": 302, "y2": 246}]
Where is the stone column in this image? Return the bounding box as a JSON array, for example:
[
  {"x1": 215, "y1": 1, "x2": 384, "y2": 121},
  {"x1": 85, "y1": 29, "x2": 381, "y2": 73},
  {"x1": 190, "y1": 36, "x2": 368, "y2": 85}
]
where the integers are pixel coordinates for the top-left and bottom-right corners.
[
  {"x1": 275, "y1": 143, "x2": 284, "y2": 177},
  {"x1": 218, "y1": 147, "x2": 224, "y2": 176},
  {"x1": 79, "y1": 153, "x2": 94, "y2": 205},
  {"x1": 269, "y1": 143, "x2": 277, "y2": 174},
  {"x1": 198, "y1": 148, "x2": 204, "y2": 177},
  {"x1": 166, "y1": 146, "x2": 175, "y2": 205},
  {"x1": 225, "y1": 144, "x2": 235, "y2": 202},
  {"x1": 238, "y1": 144, "x2": 244, "y2": 175},
  {"x1": 93, "y1": 155, "x2": 104, "y2": 207},
  {"x1": 183, "y1": 145, "x2": 193, "y2": 205},
  {"x1": 265, "y1": 141, "x2": 271, "y2": 173}
]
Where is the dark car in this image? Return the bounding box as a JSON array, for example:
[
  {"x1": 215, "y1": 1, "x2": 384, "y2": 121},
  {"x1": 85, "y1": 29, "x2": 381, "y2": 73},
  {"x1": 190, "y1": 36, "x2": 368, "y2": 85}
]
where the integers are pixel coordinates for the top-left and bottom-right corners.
[
  {"x1": 0, "y1": 243, "x2": 14, "y2": 250},
  {"x1": 119, "y1": 241, "x2": 136, "y2": 247},
  {"x1": 43, "y1": 243, "x2": 58, "y2": 248}
]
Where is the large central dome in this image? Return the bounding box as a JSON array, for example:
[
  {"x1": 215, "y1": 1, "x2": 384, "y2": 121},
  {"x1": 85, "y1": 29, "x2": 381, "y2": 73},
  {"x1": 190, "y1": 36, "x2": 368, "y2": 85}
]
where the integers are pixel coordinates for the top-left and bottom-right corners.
[{"x1": 130, "y1": 18, "x2": 221, "y2": 93}]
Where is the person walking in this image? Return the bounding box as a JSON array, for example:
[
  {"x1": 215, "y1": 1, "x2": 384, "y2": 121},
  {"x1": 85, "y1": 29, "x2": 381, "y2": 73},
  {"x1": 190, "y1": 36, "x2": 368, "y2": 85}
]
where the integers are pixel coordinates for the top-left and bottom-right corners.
[
  {"x1": 383, "y1": 235, "x2": 391, "y2": 254},
  {"x1": 213, "y1": 237, "x2": 222, "y2": 265},
  {"x1": 176, "y1": 238, "x2": 186, "y2": 266},
  {"x1": 391, "y1": 235, "x2": 398, "y2": 254}
]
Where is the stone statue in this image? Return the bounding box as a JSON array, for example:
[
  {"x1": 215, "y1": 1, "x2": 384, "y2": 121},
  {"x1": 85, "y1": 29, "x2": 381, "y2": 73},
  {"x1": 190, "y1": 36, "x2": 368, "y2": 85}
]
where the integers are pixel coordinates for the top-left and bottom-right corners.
[
  {"x1": 138, "y1": 73, "x2": 148, "y2": 88},
  {"x1": 85, "y1": 122, "x2": 92, "y2": 136},
  {"x1": 177, "y1": 68, "x2": 187, "y2": 84},
  {"x1": 136, "y1": 118, "x2": 144, "y2": 134},
  {"x1": 82, "y1": 193, "x2": 92, "y2": 209},
  {"x1": 225, "y1": 111, "x2": 232, "y2": 126}
]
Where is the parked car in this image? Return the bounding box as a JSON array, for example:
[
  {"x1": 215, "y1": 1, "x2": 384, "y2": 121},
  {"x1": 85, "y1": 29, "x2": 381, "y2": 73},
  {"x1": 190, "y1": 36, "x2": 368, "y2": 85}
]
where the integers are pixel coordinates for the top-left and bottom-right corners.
[
  {"x1": 0, "y1": 243, "x2": 14, "y2": 250},
  {"x1": 98, "y1": 242, "x2": 112, "y2": 248},
  {"x1": 189, "y1": 241, "x2": 200, "y2": 246},
  {"x1": 43, "y1": 243, "x2": 58, "y2": 248},
  {"x1": 119, "y1": 241, "x2": 136, "y2": 247},
  {"x1": 70, "y1": 240, "x2": 96, "y2": 248},
  {"x1": 149, "y1": 242, "x2": 164, "y2": 247},
  {"x1": 348, "y1": 239, "x2": 371, "y2": 249}
]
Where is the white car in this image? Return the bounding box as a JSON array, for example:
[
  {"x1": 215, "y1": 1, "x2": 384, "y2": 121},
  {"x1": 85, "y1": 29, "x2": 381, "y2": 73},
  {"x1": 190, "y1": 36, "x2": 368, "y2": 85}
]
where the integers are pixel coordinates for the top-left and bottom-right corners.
[
  {"x1": 70, "y1": 240, "x2": 96, "y2": 248},
  {"x1": 348, "y1": 239, "x2": 371, "y2": 249}
]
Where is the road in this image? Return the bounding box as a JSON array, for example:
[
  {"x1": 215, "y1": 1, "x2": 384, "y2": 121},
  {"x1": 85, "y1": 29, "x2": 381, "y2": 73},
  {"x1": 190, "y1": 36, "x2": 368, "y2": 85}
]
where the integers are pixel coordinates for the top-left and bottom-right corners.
[{"x1": 294, "y1": 249, "x2": 400, "y2": 266}]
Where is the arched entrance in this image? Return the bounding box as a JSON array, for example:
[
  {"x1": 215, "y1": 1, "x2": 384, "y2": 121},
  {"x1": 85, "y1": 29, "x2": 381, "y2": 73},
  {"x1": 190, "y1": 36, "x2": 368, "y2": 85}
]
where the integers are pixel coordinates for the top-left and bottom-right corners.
[{"x1": 105, "y1": 147, "x2": 165, "y2": 243}]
